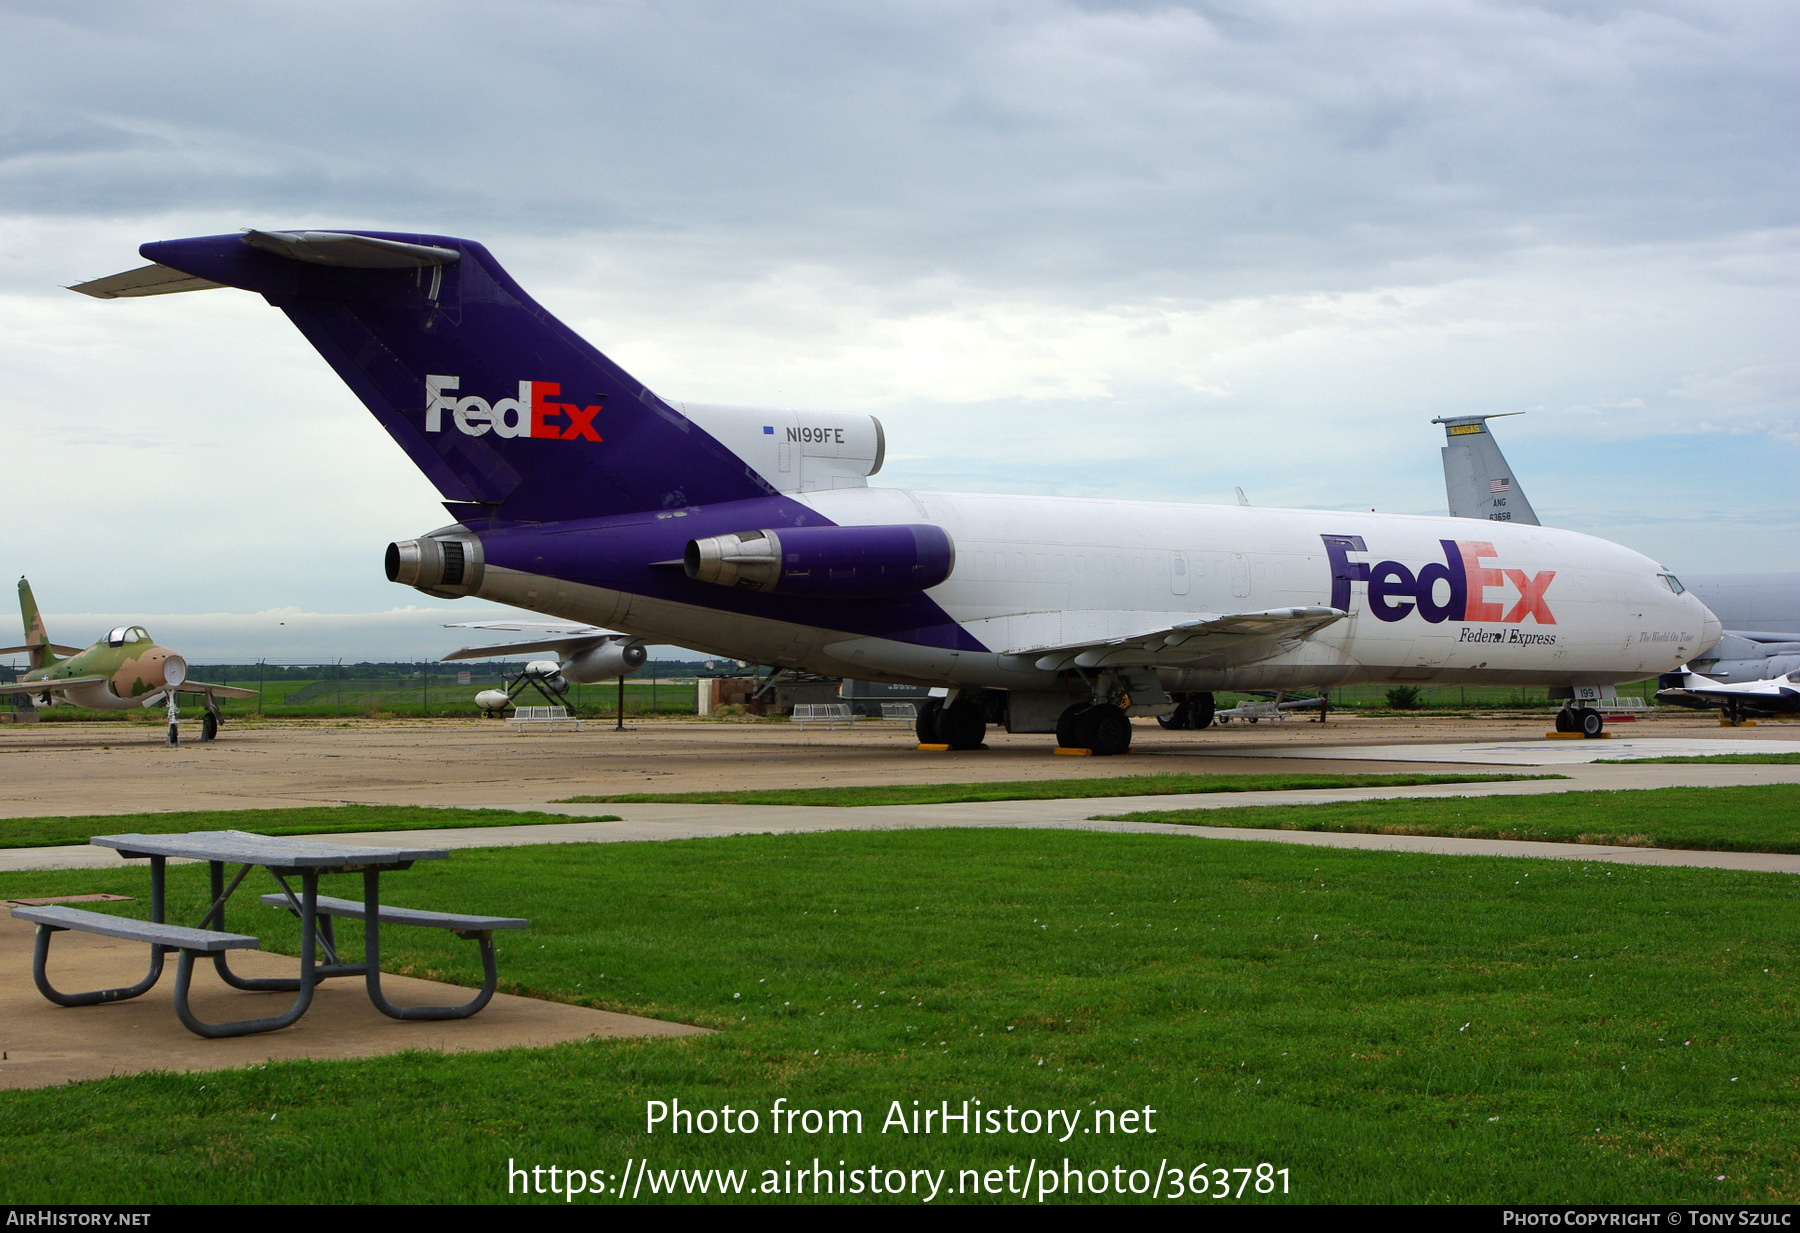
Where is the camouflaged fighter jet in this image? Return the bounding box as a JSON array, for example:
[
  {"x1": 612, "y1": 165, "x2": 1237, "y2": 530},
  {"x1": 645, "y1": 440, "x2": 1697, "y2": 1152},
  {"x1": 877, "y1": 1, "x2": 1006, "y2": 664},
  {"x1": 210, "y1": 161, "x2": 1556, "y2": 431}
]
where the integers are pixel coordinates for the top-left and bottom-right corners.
[{"x1": 0, "y1": 579, "x2": 256, "y2": 744}]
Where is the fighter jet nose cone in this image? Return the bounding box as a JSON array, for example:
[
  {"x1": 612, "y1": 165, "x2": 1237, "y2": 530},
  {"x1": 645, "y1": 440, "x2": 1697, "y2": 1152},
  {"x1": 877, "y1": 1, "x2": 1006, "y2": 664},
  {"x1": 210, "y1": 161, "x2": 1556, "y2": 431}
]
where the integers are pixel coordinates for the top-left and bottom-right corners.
[{"x1": 163, "y1": 655, "x2": 187, "y2": 687}]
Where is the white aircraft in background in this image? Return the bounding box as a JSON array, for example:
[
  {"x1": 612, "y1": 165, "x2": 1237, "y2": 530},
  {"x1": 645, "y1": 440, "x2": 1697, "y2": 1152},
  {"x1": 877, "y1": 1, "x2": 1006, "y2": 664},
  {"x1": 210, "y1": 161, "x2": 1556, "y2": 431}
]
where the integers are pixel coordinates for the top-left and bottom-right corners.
[
  {"x1": 1655, "y1": 666, "x2": 1800, "y2": 726},
  {"x1": 76, "y1": 227, "x2": 1723, "y2": 751},
  {"x1": 1436, "y1": 413, "x2": 1800, "y2": 686},
  {"x1": 441, "y1": 620, "x2": 646, "y2": 710}
]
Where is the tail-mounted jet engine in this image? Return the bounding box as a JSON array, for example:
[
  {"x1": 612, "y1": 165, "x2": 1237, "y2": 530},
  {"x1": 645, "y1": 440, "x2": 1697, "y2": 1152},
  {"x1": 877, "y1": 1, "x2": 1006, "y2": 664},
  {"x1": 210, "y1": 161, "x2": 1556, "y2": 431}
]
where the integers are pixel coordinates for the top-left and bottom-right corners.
[
  {"x1": 385, "y1": 534, "x2": 485, "y2": 599},
  {"x1": 685, "y1": 524, "x2": 954, "y2": 598}
]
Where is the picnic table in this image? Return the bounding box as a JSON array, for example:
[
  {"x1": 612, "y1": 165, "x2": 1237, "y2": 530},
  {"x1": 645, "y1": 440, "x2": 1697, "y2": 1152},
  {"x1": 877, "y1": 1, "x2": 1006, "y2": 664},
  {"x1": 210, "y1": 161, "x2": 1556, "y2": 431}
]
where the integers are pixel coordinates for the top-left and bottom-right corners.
[{"x1": 10, "y1": 831, "x2": 527, "y2": 1039}]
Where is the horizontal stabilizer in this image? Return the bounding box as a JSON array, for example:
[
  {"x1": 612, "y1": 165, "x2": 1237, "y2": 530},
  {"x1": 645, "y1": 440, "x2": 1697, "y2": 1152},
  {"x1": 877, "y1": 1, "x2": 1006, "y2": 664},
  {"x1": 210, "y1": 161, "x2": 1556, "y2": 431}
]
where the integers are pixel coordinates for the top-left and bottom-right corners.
[
  {"x1": 67, "y1": 264, "x2": 224, "y2": 299},
  {"x1": 0, "y1": 643, "x2": 86, "y2": 657},
  {"x1": 240, "y1": 229, "x2": 460, "y2": 268}
]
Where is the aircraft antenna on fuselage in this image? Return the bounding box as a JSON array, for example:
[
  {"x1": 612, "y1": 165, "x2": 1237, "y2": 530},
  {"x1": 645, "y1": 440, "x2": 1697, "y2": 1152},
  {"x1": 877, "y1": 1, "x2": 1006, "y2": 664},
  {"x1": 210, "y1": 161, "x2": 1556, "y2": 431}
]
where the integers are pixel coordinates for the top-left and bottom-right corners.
[{"x1": 1432, "y1": 413, "x2": 1540, "y2": 527}]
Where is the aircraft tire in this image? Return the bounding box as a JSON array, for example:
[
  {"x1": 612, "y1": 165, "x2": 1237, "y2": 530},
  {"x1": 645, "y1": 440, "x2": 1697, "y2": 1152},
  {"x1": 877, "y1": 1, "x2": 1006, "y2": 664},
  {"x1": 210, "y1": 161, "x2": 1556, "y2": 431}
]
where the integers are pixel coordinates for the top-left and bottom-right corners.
[
  {"x1": 915, "y1": 699, "x2": 944, "y2": 744},
  {"x1": 1188, "y1": 692, "x2": 1216, "y2": 729},
  {"x1": 1078, "y1": 705, "x2": 1133, "y2": 756},
  {"x1": 938, "y1": 698, "x2": 987, "y2": 750},
  {"x1": 1157, "y1": 699, "x2": 1191, "y2": 730},
  {"x1": 1580, "y1": 708, "x2": 1605, "y2": 738},
  {"x1": 1554, "y1": 708, "x2": 1575, "y2": 733},
  {"x1": 1056, "y1": 703, "x2": 1090, "y2": 749},
  {"x1": 201, "y1": 713, "x2": 218, "y2": 742}
]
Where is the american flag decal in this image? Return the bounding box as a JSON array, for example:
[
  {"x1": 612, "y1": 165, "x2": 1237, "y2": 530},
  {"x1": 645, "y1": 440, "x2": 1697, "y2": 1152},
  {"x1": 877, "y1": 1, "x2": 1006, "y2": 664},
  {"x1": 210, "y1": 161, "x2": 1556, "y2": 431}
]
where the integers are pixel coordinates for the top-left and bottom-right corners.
[{"x1": 1490, "y1": 477, "x2": 1511, "y2": 493}]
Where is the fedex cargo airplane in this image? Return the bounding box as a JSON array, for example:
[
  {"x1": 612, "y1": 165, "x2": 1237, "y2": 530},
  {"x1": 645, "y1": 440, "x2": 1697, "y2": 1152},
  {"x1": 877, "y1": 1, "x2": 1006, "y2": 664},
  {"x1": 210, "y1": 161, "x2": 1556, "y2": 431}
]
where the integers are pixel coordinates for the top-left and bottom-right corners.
[{"x1": 73, "y1": 229, "x2": 1722, "y2": 752}]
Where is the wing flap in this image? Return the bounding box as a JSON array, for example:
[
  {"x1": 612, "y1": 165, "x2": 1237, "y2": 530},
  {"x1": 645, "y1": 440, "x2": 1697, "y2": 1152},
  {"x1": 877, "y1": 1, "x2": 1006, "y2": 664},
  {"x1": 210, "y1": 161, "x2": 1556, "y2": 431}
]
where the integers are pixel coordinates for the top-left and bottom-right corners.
[{"x1": 68, "y1": 264, "x2": 225, "y2": 299}]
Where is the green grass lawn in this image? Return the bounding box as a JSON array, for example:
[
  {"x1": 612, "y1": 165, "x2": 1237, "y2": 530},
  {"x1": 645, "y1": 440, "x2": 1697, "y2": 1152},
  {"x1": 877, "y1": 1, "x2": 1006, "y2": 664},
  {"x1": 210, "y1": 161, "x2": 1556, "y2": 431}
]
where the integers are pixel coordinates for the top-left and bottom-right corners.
[
  {"x1": 1098, "y1": 784, "x2": 1800, "y2": 854},
  {"x1": 0, "y1": 805, "x2": 619, "y2": 850},
  {"x1": 1598, "y1": 753, "x2": 1800, "y2": 765},
  {"x1": 560, "y1": 771, "x2": 1556, "y2": 807},
  {"x1": 1, "y1": 819, "x2": 1796, "y2": 1203}
]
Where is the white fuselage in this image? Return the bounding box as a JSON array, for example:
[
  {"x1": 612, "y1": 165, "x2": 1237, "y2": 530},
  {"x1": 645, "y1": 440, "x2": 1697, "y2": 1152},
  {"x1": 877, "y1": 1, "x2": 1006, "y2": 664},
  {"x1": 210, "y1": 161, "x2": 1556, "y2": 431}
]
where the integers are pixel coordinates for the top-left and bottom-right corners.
[{"x1": 477, "y1": 486, "x2": 1720, "y2": 693}]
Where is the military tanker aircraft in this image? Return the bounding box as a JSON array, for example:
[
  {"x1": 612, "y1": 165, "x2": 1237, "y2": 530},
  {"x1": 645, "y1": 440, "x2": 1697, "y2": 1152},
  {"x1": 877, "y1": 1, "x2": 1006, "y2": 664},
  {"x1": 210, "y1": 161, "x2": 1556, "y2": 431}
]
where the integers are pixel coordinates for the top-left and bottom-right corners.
[
  {"x1": 0, "y1": 579, "x2": 256, "y2": 743},
  {"x1": 72, "y1": 228, "x2": 1721, "y2": 753}
]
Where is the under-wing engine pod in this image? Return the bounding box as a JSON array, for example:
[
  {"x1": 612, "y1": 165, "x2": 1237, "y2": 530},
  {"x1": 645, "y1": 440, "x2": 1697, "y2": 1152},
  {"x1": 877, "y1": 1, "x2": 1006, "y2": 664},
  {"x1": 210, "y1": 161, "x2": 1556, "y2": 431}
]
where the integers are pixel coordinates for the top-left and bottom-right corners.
[
  {"x1": 523, "y1": 660, "x2": 569, "y2": 693},
  {"x1": 684, "y1": 524, "x2": 954, "y2": 598},
  {"x1": 564, "y1": 640, "x2": 647, "y2": 682}
]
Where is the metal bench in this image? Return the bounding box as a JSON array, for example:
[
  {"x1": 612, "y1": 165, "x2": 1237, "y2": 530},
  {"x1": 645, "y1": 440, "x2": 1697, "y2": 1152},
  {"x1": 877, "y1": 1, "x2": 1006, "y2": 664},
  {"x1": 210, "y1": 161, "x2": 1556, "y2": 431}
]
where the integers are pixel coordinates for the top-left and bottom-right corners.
[
  {"x1": 260, "y1": 894, "x2": 529, "y2": 1019},
  {"x1": 790, "y1": 703, "x2": 855, "y2": 729},
  {"x1": 10, "y1": 903, "x2": 279, "y2": 1036},
  {"x1": 879, "y1": 701, "x2": 919, "y2": 721},
  {"x1": 511, "y1": 705, "x2": 581, "y2": 732}
]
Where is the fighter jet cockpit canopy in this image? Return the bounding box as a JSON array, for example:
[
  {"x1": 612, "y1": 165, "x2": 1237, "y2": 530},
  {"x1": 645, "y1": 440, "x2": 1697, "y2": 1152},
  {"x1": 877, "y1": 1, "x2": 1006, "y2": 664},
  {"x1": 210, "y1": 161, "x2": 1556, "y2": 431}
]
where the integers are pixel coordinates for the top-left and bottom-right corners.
[{"x1": 105, "y1": 626, "x2": 148, "y2": 647}]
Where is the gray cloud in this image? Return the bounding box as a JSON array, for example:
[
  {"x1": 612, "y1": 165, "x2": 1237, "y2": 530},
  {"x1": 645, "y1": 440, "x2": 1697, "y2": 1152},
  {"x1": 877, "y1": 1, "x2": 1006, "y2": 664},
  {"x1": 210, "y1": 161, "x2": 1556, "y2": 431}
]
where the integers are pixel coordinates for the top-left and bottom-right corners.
[
  {"x1": 2, "y1": 1, "x2": 1792, "y2": 295},
  {"x1": 0, "y1": 0, "x2": 1791, "y2": 638}
]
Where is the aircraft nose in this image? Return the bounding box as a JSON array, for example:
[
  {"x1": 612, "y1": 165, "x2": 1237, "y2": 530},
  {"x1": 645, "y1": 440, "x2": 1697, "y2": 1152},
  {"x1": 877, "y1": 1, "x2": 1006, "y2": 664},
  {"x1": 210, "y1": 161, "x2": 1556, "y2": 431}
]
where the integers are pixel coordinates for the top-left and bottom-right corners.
[{"x1": 1695, "y1": 599, "x2": 1723, "y2": 657}]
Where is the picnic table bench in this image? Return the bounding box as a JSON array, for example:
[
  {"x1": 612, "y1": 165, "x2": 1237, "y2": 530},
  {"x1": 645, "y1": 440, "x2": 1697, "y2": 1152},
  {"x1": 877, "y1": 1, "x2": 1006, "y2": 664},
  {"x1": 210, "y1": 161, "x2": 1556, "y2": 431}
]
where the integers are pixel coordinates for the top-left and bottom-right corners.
[{"x1": 9, "y1": 830, "x2": 529, "y2": 1039}]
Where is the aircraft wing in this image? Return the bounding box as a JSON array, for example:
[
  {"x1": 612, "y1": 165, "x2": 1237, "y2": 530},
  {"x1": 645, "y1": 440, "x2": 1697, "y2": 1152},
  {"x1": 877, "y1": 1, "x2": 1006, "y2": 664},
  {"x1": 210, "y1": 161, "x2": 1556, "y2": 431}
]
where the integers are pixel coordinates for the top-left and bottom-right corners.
[
  {"x1": 176, "y1": 681, "x2": 260, "y2": 699},
  {"x1": 441, "y1": 634, "x2": 615, "y2": 661},
  {"x1": 1010, "y1": 606, "x2": 1347, "y2": 670},
  {"x1": 0, "y1": 676, "x2": 108, "y2": 693},
  {"x1": 0, "y1": 644, "x2": 87, "y2": 657}
]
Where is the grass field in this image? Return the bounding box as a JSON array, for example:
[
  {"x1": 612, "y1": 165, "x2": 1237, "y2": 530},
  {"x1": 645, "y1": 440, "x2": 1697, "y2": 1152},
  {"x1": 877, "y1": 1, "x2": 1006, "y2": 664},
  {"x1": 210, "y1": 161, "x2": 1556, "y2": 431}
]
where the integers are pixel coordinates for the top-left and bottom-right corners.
[
  {"x1": 1, "y1": 812, "x2": 1796, "y2": 1203},
  {"x1": 1099, "y1": 784, "x2": 1800, "y2": 854},
  {"x1": 561, "y1": 771, "x2": 1557, "y2": 807},
  {"x1": 0, "y1": 806, "x2": 619, "y2": 850}
]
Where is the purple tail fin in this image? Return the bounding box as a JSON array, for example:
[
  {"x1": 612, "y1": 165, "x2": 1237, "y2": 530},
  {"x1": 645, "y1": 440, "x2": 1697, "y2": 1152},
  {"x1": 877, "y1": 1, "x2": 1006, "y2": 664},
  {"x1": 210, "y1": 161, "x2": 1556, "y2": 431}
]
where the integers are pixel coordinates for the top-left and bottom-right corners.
[{"x1": 140, "y1": 230, "x2": 773, "y2": 523}]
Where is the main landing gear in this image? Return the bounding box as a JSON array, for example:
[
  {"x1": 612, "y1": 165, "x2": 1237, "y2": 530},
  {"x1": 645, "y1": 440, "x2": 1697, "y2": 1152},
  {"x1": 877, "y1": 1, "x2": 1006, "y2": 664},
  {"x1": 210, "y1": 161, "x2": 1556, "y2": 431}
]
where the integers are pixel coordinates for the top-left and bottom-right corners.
[
  {"x1": 1554, "y1": 706, "x2": 1606, "y2": 738},
  {"x1": 168, "y1": 692, "x2": 224, "y2": 746},
  {"x1": 1156, "y1": 692, "x2": 1216, "y2": 731},
  {"x1": 915, "y1": 695, "x2": 988, "y2": 751},
  {"x1": 1056, "y1": 702, "x2": 1133, "y2": 757}
]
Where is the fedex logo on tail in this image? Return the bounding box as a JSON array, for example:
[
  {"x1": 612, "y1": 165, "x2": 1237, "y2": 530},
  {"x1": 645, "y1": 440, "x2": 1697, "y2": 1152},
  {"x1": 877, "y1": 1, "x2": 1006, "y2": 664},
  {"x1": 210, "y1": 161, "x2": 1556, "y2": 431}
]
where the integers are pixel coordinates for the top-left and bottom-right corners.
[
  {"x1": 1322, "y1": 535, "x2": 1555, "y2": 625},
  {"x1": 423, "y1": 376, "x2": 602, "y2": 442}
]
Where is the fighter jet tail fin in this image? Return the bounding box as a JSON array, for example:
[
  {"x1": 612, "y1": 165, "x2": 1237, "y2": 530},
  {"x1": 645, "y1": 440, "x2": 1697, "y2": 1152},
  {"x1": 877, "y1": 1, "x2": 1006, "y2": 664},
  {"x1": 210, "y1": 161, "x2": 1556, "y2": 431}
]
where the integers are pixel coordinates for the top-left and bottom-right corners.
[
  {"x1": 102, "y1": 230, "x2": 777, "y2": 525},
  {"x1": 14, "y1": 578, "x2": 56, "y2": 671},
  {"x1": 1433, "y1": 414, "x2": 1540, "y2": 526}
]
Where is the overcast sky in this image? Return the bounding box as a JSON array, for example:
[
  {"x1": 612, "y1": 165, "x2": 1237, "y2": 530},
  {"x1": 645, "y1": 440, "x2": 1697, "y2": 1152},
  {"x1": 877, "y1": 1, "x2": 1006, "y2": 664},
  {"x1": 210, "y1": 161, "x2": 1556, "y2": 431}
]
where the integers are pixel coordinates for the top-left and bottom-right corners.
[{"x1": 0, "y1": 0, "x2": 1793, "y2": 661}]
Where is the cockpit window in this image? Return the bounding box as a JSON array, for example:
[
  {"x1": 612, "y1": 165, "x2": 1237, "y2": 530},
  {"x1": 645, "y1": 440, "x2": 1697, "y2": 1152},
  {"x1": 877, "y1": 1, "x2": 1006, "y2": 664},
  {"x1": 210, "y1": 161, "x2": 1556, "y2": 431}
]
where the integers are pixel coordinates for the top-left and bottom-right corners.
[
  {"x1": 129, "y1": 627, "x2": 148, "y2": 642},
  {"x1": 106, "y1": 626, "x2": 129, "y2": 647},
  {"x1": 1659, "y1": 574, "x2": 1686, "y2": 595}
]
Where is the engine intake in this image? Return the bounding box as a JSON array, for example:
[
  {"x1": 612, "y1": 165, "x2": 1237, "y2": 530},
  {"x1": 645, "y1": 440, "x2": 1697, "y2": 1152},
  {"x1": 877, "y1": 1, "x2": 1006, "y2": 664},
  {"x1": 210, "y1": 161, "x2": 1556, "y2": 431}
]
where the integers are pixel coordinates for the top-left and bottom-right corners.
[
  {"x1": 385, "y1": 534, "x2": 485, "y2": 597},
  {"x1": 685, "y1": 524, "x2": 954, "y2": 598}
]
